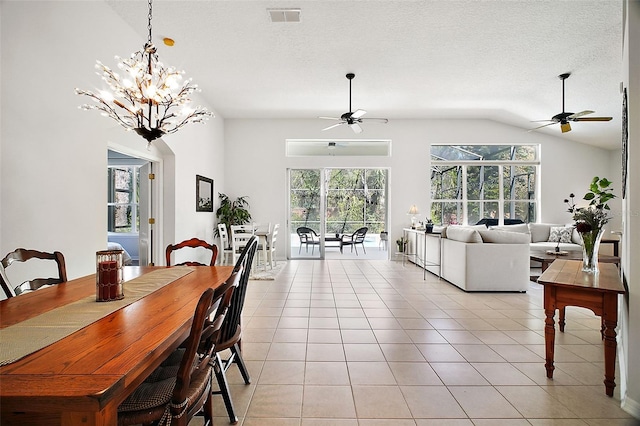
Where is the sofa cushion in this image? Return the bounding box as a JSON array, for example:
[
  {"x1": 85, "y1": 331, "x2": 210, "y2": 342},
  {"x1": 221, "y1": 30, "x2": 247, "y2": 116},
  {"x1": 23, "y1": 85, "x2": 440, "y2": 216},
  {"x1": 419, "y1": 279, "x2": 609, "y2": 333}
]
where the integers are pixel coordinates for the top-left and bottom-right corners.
[
  {"x1": 548, "y1": 226, "x2": 574, "y2": 243},
  {"x1": 528, "y1": 223, "x2": 565, "y2": 243},
  {"x1": 489, "y1": 223, "x2": 530, "y2": 235},
  {"x1": 479, "y1": 230, "x2": 530, "y2": 244},
  {"x1": 446, "y1": 226, "x2": 483, "y2": 243}
]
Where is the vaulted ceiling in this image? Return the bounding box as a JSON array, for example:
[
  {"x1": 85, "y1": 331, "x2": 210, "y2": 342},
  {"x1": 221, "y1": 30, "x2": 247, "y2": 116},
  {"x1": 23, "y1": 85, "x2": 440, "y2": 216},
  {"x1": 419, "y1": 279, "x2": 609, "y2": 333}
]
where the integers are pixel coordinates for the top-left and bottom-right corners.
[{"x1": 105, "y1": 0, "x2": 623, "y2": 149}]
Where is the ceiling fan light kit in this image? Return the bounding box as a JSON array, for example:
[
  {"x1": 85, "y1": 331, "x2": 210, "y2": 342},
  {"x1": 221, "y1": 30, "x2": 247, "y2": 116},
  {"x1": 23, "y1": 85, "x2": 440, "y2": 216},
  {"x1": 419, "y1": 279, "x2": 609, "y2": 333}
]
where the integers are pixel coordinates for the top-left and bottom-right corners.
[
  {"x1": 529, "y1": 72, "x2": 612, "y2": 134},
  {"x1": 320, "y1": 73, "x2": 388, "y2": 134}
]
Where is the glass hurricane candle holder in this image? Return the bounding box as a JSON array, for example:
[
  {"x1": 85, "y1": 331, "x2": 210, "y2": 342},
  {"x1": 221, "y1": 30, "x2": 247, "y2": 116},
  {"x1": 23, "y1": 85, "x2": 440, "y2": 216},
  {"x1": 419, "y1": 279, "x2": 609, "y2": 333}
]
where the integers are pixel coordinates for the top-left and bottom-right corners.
[{"x1": 96, "y1": 250, "x2": 124, "y2": 301}]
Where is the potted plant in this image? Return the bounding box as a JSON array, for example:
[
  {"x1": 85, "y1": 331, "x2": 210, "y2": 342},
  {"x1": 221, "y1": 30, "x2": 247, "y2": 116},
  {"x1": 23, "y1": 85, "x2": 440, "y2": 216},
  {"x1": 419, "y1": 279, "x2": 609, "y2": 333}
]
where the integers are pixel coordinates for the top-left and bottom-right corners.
[
  {"x1": 396, "y1": 237, "x2": 406, "y2": 253},
  {"x1": 425, "y1": 218, "x2": 434, "y2": 233},
  {"x1": 215, "y1": 193, "x2": 252, "y2": 238}
]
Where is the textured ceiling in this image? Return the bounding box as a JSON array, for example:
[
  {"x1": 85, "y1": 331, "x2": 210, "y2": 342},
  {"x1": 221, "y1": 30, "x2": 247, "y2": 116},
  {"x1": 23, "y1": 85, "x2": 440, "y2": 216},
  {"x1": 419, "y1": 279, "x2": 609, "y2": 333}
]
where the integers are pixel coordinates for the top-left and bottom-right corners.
[{"x1": 105, "y1": 0, "x2": 623, "y2": 149}]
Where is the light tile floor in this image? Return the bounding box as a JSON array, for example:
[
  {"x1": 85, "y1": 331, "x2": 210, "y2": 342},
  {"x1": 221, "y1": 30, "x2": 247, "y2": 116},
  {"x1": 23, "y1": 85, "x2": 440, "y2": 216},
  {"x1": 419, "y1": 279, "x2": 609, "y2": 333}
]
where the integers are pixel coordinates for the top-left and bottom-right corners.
[{"x1": 198, "y1": 259, "x2": 638, "y2": 425}]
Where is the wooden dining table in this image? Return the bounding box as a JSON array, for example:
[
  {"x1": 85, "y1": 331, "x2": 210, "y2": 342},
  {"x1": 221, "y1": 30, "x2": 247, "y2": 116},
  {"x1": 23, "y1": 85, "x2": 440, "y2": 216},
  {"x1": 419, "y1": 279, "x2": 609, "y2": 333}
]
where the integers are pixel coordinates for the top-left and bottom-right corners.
[{"x1": 0, "y1": 265, "x2": 233, "y2": 426}]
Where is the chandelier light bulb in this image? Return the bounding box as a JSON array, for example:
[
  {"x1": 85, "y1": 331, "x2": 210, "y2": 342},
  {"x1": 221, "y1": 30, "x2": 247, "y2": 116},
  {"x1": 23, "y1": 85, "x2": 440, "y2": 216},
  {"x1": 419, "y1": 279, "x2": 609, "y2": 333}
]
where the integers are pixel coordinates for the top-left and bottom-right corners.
[{"x1": 75, "y1": 0, "x2": 213, "y2": 146}]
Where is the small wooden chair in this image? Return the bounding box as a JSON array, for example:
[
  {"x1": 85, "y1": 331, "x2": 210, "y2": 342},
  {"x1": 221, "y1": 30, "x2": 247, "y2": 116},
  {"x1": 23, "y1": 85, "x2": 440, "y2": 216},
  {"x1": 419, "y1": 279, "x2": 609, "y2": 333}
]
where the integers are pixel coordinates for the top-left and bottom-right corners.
[
  {"x1": 165, "y1": 238, "x2": 218, "y2": 266},
  {"x1": 1, "y1": 248, "x2": 67, "y2": 296}
]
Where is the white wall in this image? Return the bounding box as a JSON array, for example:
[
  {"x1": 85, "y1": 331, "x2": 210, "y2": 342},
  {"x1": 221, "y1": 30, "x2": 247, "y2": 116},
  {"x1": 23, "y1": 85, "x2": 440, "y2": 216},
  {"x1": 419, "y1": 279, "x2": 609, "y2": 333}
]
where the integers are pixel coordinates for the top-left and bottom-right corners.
[{"x1": 225, "y1": 118, "x2": 616, "y2": 261}]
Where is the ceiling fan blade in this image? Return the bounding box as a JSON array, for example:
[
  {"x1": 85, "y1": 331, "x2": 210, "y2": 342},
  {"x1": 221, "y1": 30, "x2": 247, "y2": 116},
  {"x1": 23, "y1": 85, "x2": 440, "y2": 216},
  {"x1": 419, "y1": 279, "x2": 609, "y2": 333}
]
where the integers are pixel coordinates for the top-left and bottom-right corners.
[
  {"x1": 573, "y1": 116, "x2": 613, "y2": 122},
  {"x1": 528, "y1": 122, "x2": 558, "y2": 132},
  {"x1": 361, "y1": 118, "x2": 389, "y2": 124},
  {"x1": 530, "y1": 119, "x2": 556, "y2": 123},
  {"x1": 567, "y1": 110, "x2": 594, "y2": 120},
  {"x1": 322, "y1": 122, "x2": 345, "y2": 131},
  {"x1": 349, "y1": 122, "x2": 363, "y2": 133},
  {"x1": 351, "y1": 109, "x2": 367, "y2": 119},
  {"x1": 318, "y1": 116, "x2": 342, "y2": 121}
]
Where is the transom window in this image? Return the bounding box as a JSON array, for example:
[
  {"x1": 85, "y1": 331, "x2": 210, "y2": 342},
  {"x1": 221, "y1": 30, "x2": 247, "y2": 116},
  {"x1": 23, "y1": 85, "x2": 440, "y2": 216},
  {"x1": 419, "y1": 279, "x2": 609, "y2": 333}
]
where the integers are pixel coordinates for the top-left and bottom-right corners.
[{"x1": 430, "y1": 145, "x2": 539, "y2": 226}]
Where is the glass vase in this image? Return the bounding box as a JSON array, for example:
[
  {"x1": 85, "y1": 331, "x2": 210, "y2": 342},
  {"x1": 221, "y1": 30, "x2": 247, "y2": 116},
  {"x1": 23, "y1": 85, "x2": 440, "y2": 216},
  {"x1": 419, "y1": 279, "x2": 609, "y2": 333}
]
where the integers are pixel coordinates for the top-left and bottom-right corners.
[
  {"x1": 96, "y1": 250, "x2": 125, "y2": 301},
  {"x1": 579, "y1": 227, "x2": 605, "y2": 273}
]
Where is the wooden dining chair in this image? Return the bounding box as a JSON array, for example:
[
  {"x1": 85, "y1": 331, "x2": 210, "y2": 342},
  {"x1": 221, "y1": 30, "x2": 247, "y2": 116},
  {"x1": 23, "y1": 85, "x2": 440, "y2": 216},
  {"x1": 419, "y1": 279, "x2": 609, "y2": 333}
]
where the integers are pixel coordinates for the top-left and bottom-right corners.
[
  {"x1": 230, "y1": 224, "x2": 254, "y2": 265},
  {"x1": 217, "y1": 223, "x2": 234, "y2": 265},
  {"x1": 258, "y1": 223, "x2": 279, "y2": 269},
  {"x1": 117, "y1": 286, "x2": 225, "y2": 426},
  {"x1": 296, "y1": 226, "x2": 320, "y2": 254},
  {"x1": 0, "y1": 264, "x2": 16, "y2": 299},
  {"x1": 212, "y1": 236, "x2": 258, "y2": 424},
  {"x1": 165, "y1": 237, "x2": 218, "y2": 267},
  {"x1": 340, "y1": 227, "x2": 368, "y2": 255},
  {"x1": 1, "y1": 248, "x2": 67, "y2": 296}
]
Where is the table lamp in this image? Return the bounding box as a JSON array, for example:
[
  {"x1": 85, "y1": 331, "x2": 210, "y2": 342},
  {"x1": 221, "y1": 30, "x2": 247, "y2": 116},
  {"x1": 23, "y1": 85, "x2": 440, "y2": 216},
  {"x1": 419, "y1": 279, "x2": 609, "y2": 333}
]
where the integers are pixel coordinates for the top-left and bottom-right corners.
[{"x1": 408, "y1": 205, "x2": 419, "y2": 228}]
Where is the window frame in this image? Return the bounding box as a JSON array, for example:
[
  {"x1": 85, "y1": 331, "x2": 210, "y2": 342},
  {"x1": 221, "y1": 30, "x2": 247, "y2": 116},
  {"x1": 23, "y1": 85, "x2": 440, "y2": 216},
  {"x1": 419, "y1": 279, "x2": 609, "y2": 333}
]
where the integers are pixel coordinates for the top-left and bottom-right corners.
[
  {"x1": 430, "y1": 144, "x2": 540, "y2": 226},
  {"x1": 107, "y1": 165, "x2": 141, "y2": 234}
]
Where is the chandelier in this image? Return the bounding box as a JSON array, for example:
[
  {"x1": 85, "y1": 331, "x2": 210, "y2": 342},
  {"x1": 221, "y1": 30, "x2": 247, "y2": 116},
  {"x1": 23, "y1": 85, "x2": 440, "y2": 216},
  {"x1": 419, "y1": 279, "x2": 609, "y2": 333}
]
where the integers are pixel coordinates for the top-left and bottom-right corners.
[{"x1": 75, "y1": 0, "x2": 212, "y2": 145}]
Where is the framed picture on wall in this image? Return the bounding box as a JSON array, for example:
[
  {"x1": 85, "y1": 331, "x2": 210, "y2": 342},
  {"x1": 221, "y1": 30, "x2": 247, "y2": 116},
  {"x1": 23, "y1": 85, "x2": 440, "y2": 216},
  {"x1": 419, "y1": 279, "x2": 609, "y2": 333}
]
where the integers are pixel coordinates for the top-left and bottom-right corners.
[{"x1": 196, "y1": 175, "x2": 214, "y2": 212}]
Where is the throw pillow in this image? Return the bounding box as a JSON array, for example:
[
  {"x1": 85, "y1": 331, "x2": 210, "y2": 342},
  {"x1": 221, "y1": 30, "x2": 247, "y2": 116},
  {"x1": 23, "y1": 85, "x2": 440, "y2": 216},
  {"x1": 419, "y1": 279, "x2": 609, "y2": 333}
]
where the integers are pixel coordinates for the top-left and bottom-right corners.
[
  {"x1": 548, "y1": 226, "x2": 574, "y2": 243},
  {"x1": 529, "y1": 223, "x2": 564, "y2": 243}
]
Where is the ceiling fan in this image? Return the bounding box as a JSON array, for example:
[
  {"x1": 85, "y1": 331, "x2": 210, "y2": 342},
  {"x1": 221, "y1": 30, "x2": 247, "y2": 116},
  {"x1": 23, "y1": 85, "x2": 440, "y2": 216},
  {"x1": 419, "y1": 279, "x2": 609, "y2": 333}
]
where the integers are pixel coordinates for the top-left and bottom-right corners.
[
  {"x1": 530, "y1": 72, "x2": 612, "y2": 133},
  {"x1": 319, "y1": 73, "x2": 388, "y2": 134}
]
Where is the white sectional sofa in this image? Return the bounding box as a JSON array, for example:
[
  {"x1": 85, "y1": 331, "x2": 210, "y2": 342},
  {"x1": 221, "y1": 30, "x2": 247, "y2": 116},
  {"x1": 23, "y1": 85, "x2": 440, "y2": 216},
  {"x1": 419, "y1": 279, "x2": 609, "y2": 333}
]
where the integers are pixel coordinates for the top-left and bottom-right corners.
[
  {"x1": 489, "y1": 223, "x2": 582, "y2": 253},
  {"x1": 439, "y1": 225, "x2": 530, "y2": 292}
]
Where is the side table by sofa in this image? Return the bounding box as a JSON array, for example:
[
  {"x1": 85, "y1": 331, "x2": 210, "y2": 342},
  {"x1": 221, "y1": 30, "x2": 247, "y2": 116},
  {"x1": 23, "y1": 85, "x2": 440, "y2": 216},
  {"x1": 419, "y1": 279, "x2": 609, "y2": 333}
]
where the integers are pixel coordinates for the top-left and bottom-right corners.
[{"x1": 538, "y1": 260, "x2": 625, "y2": 396}]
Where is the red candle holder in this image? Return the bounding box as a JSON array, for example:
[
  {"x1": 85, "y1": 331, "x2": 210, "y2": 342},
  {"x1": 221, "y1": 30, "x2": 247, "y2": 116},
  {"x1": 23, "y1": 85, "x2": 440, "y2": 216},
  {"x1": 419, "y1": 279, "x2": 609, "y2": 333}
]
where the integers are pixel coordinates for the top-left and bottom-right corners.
[{"x1": 96, "y1": 250, "x2": 124, "y2": 302}]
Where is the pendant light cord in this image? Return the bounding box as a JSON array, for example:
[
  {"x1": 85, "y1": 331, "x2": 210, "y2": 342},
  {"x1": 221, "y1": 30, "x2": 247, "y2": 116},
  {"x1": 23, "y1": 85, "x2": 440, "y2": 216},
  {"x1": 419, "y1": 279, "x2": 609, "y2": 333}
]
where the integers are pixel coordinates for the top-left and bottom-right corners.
[{"x1": 147, "y1": 0, "x2": 153, "y2": 45}]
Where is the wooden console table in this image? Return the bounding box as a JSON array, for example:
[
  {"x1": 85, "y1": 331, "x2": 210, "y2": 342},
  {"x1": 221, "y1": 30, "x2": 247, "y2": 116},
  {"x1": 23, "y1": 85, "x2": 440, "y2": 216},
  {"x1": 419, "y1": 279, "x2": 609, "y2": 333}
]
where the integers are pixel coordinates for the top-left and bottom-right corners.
[{"x1": 538, "y1": 260, "x2": 625, "y2": 396}]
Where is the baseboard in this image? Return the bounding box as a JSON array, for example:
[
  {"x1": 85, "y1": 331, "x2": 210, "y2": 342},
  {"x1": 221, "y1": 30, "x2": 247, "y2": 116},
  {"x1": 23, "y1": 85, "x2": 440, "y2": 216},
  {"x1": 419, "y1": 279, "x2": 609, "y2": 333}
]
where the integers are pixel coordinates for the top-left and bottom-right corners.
[{"x1": 621, "y1": 395, "x2": 640, "y2": 420}]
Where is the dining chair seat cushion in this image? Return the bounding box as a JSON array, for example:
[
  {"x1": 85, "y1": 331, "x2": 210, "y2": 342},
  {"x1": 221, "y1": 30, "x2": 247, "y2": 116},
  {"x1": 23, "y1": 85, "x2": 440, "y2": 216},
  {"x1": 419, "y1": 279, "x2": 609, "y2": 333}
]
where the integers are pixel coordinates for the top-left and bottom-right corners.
[{"x1": 118, "y1": 366, "x2": 211, "y2": 414}]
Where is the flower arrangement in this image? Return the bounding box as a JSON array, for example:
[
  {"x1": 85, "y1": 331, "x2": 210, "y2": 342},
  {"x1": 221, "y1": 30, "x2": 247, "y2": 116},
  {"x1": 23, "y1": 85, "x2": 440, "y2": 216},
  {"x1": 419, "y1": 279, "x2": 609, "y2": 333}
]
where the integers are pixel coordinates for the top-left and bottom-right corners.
[{"x1": 564, "y1": 176, "x2": 616, "y2": 272}]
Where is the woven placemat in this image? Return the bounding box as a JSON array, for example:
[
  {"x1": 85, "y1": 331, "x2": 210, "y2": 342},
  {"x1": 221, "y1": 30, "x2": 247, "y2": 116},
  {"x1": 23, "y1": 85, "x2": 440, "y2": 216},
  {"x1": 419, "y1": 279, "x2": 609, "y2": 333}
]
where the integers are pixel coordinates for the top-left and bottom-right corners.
[{"x1": 0, "y1": 267, "x2": 193, "y2": 366}]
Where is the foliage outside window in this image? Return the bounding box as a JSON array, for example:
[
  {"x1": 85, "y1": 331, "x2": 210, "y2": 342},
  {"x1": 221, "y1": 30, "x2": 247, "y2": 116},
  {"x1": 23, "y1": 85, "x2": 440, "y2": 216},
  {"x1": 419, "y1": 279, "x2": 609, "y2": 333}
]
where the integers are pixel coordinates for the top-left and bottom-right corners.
[
  {"x1": 108, "y1": 166, "x2": 140, "y2": 233},
  {"x1": 430, "y1": 145, "x2": 539, "y2": 226},
  {"x1": 290, "y1": 168, "x2": 387, "y2": 236}
]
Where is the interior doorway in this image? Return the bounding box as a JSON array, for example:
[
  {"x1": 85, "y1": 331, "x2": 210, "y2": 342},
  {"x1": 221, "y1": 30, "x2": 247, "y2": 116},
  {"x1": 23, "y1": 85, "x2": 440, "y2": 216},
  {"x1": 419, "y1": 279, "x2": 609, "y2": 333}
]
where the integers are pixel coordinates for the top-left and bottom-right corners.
[
  {"x1": 288, "y1": 168, "x2": 389, "y2": 260},
  {"x1": 107, "y1": 150, "x2": 158, "y2": 266}
]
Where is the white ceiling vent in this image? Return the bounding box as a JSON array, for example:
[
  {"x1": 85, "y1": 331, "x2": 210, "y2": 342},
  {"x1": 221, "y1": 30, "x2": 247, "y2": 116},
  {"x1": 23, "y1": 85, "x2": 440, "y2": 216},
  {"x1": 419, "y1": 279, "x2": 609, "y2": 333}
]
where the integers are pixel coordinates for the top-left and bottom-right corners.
[{"x1": 268, "y1": 8, "x2": 301, "y2": 23}]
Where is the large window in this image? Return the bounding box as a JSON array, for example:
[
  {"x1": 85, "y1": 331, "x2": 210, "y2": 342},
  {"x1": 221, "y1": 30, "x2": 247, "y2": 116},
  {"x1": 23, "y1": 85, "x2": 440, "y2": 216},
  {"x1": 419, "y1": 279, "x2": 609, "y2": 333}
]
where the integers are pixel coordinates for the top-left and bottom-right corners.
[
  {"x1": 107, "y1": 166, "x2": 140, "y2": 233},
  {"x1": 430, "y1": 145, "x2": 539, "y2": 226}
]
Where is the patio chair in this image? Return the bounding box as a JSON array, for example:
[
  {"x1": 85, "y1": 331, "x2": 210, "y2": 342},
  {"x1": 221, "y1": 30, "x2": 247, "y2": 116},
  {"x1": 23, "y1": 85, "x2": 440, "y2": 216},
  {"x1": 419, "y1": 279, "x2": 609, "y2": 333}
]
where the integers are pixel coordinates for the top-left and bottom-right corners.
[
  {"x1": 340, "y1": 227, "x2": 368, "y2": 255},
  {"x1": 296, "y1": 226, "x2": 320, "y2": 254}
]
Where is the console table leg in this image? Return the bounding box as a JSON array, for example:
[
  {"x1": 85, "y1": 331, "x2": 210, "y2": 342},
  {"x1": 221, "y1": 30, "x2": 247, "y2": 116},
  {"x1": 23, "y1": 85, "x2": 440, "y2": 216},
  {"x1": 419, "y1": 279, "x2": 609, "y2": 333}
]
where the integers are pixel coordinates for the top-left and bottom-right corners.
[
  {"x1": 559, "y1": 307, "x2": 566, "y2": 332},
  {"x1": 544, "y1": 307, "x2": 556, "y2": 379},
  {"x1": 602, "y1": 292, "x2": 619, "y2": 397}
]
